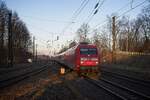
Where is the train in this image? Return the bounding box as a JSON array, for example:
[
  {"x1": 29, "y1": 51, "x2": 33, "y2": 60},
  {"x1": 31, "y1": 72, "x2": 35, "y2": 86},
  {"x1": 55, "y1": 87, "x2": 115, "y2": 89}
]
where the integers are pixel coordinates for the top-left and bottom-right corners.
[{"x1": 53, "y1": 42, "x2": 101, "y2": 79}]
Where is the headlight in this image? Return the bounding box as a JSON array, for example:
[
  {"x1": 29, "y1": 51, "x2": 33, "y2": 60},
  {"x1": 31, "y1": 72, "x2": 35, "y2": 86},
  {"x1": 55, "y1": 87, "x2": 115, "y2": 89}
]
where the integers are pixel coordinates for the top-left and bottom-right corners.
[{"x1": 80, "y1": 61, "x2": 84, "y2": 64}]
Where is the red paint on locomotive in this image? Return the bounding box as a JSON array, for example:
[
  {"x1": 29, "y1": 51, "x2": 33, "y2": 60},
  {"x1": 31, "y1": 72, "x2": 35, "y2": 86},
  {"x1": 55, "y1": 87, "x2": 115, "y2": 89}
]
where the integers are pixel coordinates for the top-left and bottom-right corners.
[{"x1": 54, "y1": 43, "x2": 100, "y2": 75}]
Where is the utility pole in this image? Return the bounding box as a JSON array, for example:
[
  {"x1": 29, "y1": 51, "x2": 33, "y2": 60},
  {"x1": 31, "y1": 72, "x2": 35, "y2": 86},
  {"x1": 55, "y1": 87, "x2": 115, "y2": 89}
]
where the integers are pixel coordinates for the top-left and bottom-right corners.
[
  {"x1": 35, "y1": 44, "x2": 38, "y2": 62},
  {"x1": 112, "y1": 16, "x2": 116, "y2": 63},
  {"x1": 51, "y1": 33, "x2": 54, "y2": 56},
  {"x1": 8, "y1": 11, "x2": 13, "y2": 67},
  {"x1": 0, "y1": 17, "x2": 5, "y2": 64},
  {"x1": 126, "y1": 26, "x2": 129, "y2": 51},
  {"x1": 32, "y1": 36, "x2": 35, "y2": 61}
]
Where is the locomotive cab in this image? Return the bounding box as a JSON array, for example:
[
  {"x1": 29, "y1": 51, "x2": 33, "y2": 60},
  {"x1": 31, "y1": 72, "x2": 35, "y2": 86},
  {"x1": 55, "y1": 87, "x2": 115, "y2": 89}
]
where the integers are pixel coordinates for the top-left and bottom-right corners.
[{"x1": 76, "y1": 44, "x2": 100, "y2": 78}]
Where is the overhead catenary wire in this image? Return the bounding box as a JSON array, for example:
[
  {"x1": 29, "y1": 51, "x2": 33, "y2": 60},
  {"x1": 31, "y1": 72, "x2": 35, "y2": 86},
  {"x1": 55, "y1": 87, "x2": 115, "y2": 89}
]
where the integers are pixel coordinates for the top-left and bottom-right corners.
[
  {"x1": 93, "y1": 0, "x2": 147, "y2": 29},
  {"x1": 84, "y1": 0, "x2": 100, "y2": 24},
  {"x1": 71, "y1": 0, "x2": 90, "y2": 21},
  {"x1": 86, "y1": 0, "x2": 101, "y2": 20},
  {"x1": 93, "y1": 2, "x2": 131, "y2": 29},
  {"x1": 61, "y1": 0, "x2": 90, "y2": 34},
  {"x1": 70, "y1": 0, "x2": 105, "y2": 35},
  {"x1": 116, "y1": 0, "x2": 147, "y2": 19},
  {"x1": 71, "y1": 0, "x2": 88, "y2": 20},
  {"x1": 85, "y1": 0, "x2": 105, "y2": 24},
  {"x1": 114, "y1": 0, "x2": 147, "y2": 27}
]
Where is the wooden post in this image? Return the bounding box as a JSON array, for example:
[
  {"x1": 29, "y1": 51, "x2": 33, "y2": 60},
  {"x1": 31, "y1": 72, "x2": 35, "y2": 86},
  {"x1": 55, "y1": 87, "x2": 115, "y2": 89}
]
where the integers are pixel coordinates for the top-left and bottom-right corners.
[
  {"x1": 35, "y1": 44, "x2": 38, "y2": 62},
  {"x1": 112, "y1": 16, "x2": 116, "y2": 63},
  {"x1": 33, "y1": 36, "x2": 35, "y2": 61},
  {"x1": 8, "y1": 11, "x2": 13, "y2": 67}
]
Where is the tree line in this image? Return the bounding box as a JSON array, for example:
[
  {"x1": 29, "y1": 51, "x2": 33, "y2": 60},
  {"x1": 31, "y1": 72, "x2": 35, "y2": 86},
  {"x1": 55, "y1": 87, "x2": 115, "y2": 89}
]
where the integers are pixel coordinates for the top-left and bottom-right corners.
[
  {"x1": 93, "y1": 1, "x2": 150, "y2": 53},
  {"x1": 73, "y1": 0, "x2": 150, "y2": 54},
  {"x1": 0, "y1": 1, "x2": 32, "y2": 65}
]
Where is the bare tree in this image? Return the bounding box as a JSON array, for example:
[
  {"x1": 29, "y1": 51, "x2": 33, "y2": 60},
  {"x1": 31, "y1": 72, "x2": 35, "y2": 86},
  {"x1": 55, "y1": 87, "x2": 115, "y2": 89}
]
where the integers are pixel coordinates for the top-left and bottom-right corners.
[
  {"x1": 138, "y1": 2, "x2": 150, "y2": 52},
  {"x1": 0, "y1": 1, "x2": 32, "y2": 64},
  {"x1": 76, "y1": 23, "x2": 90, "y2": 42},
  {"x1": 0, "y1": 1, "x2": 8, "y2": 64}
]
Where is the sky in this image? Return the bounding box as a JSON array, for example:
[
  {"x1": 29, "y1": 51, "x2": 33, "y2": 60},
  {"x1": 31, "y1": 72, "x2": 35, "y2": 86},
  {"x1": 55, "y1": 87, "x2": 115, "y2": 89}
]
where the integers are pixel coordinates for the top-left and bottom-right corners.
[{"x1": 3, "y1": 0, "x2": 148, "y2": 55}]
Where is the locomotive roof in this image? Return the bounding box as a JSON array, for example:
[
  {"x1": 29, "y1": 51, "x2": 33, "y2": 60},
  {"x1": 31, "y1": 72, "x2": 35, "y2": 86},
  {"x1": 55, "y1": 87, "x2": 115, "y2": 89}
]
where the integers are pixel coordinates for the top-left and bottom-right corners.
[
  {"x1": 78, "y1": 42, "x2": 96, "y2": 47},
  {"x1": 54, "y1": 43, "x2": 97, "y2": 57},
  {"x1": 78, "y1": 43, "x2": 96, "y2": 47}
]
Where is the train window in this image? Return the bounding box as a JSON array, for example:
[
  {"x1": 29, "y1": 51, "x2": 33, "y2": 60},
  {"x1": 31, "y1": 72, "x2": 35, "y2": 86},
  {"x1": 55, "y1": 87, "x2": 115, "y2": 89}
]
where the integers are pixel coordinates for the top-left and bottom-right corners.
[{"x1": 80, "y1": 48, "x2": 97, "y2": 55}]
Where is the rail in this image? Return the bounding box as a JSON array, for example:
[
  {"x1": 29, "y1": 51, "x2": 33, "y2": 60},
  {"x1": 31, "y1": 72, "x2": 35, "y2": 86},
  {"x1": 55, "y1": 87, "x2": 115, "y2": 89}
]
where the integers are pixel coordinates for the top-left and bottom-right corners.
[{"x1": 0, "y1": 64, "x2": 49, "y2": 88}]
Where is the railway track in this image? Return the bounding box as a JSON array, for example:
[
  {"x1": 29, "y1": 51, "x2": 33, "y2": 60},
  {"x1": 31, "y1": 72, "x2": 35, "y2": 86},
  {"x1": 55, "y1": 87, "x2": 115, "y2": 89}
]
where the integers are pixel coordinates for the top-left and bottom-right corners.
[
  {"x1": 102, "y1": 70, "x2": 150, "y2": 87},
  {"x1": 53, "y1": 62, "x2": 150, "y2": 99},
  {"x1": 0, "y1": 64, "x2": 49, "y2": 88},
  {"x1": 102, "y1": 70, "x2": 150, "y2": 85},
  {"x1": 0, "y1": 64, "x2": 32, "y2": 75},
  {"x1": 85, "y1": 77, "x2": 150, "y2": 100},
  {"x1": 0, "y1": 62, "x2": 48, "y2": 75},
  {"x1": 102, "y1": 70, "x2": 150, "y2": 97}
]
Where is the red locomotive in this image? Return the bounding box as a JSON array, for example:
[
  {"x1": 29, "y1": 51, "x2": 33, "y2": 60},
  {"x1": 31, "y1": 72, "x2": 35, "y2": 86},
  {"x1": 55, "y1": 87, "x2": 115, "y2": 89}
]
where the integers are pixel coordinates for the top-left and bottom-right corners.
[{"x1": 54, "y1": 42, "x2": 100, "y2": 79}]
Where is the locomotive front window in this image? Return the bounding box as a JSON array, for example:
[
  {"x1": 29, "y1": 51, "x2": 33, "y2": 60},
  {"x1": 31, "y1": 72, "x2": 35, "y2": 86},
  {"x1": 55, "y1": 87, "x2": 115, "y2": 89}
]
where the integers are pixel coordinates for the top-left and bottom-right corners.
[{"x1": 80, "y1": 48, "x2": 97, "y2": 55}]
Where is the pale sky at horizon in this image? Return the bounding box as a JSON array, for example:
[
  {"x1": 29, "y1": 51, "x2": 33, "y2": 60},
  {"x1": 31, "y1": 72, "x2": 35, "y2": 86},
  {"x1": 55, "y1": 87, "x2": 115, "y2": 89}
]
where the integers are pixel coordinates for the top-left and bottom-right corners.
[{"x1": 3, "y1": 0, "x2": 148, "y2": 55}]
